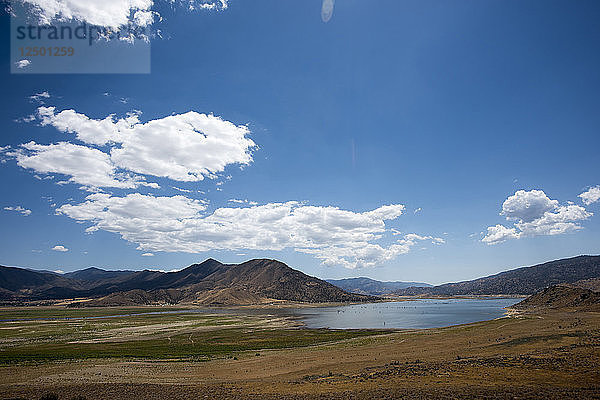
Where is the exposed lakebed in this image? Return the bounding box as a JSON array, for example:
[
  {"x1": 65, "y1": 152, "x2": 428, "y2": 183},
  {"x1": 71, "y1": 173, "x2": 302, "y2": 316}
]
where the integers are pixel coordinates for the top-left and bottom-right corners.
[{"x1": 2, "y1": 298, "x2": 522, "y2": 330}]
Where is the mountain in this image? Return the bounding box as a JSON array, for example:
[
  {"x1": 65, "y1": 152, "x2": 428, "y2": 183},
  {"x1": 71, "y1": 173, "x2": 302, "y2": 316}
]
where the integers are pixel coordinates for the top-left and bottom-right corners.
[
  {"x1": 396, "y1": 255, "x2": 600, "y2": 296},
  {"x1": 326, "y1": 277, "x2": 432, "y2": 296},
  {"x1": 0, "y1": 259, "x2": 376, "y2": 306},
  {"x1": 0, "y1": 265, "x2": 88, "y2": 300},
  {"x1": 64, "y1": 267, "x2": 135, "y2": 282}
]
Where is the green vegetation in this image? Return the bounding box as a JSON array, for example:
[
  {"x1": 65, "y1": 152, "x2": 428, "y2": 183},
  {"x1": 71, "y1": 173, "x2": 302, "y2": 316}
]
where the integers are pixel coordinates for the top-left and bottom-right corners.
[
  {"x1": 0, "y1": 328, "x2": 384, "y2": 362},
  {"x1": 0, "y1": 307, "x2": 388, "y2": 363},
  {"x1": 0, "y1": 306, "x2": 189, "y2": 320}
]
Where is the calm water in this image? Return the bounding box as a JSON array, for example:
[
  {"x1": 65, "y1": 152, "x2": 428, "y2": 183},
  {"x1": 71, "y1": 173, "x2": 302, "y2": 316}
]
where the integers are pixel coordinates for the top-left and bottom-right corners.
[
  {"x1": 2, "y1": 298, "x2": 522, "y2": 329},
  {"x1": 280, "y1": 298, "x2": 522, "y2": 329}
]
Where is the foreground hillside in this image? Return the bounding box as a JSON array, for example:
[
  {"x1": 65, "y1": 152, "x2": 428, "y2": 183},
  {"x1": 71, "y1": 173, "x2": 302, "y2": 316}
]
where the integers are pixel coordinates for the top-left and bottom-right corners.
[
  {"x1": 512, "y1": 278, "x2": 600, "y2": 311},
  {"x1": 397, "y1": 255, "x2": 600, "y2": 296},
  {"x1": 0, "y1": 259, "x2": 374, "y2": 306}
]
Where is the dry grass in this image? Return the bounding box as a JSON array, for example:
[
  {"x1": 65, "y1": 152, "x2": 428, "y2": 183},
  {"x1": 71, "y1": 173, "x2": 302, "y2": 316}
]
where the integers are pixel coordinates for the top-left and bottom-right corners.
[{"x1": 0, "y1": 307, "x2": 599, "y2": 399}]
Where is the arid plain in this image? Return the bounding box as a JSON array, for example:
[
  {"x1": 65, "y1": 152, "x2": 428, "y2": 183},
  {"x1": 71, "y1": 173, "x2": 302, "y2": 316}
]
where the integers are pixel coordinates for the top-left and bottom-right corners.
[{"x1": 1, "y1": 304, "x2": 598, "y2": 400}]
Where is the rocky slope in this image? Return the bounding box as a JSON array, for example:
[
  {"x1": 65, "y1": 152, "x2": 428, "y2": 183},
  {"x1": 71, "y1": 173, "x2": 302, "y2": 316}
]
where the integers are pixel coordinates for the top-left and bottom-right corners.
[
  {"x1": 396, "y1": 255, "x2": 600, "y2": 296},
  {"x1": 1, "y1": 259, "x2": 375, "y2": 306},
  {"x1": 512, "y1": 277, "x2": 600, "y2": 311}
]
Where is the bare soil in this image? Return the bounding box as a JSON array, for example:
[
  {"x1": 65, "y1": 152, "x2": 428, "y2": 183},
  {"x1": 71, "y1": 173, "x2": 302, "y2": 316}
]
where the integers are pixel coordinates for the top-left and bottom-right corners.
[{"x1": 1, "y1": 308, "x2": 599, "y2": 399}]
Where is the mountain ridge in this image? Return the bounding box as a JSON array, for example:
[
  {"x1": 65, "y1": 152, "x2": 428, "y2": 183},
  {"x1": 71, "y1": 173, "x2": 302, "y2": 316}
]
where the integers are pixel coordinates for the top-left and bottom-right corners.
[
  {"x1": 326, "y1": 277, "x2": 432, "y2": 296},
  {"x1": 0, "y1": 259, "x2": 375, "y2": 306},
  {"x1": 396, "y1": 255, "x2": 600, "y2": 296}
]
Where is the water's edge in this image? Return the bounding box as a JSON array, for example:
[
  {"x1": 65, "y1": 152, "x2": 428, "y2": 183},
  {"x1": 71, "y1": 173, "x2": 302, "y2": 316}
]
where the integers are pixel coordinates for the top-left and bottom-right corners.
[{"x1": 1, "y1": 298, "x2": 522, "y2": 330}]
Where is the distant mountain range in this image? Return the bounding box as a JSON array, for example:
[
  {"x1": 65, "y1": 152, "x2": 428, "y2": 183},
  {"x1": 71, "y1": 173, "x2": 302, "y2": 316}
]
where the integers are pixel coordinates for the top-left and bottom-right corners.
[
  {"x1": 326, "y1": 277, "x2": 432, "y2": 296},
  {"x1": 396, "y1": 255, "x2": 600, "y2": 296},
  {"x1": 2, "y1": 255, "x2": 599, "y2": 306},
  {"x1": 64, "y1": 267, "x2": 134, "y2": 282},
  {"x1": 0, "y1": 259, "x2": 374, "y2": 306}
]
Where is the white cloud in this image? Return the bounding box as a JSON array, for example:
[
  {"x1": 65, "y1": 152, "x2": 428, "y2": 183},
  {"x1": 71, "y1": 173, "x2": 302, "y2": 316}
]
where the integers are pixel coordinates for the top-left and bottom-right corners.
[
  {"x1": 500, "y1": 189, "x2": 558, "y2": 222},
  {"x1": 141, "y1": 252, "x2": 154, "y2": 256},
  {"x1": 483, "y1": 189, "x2": 593, "y2": 245},
  {"x1": 400, "y1": 233, "x2": 445, "y2": 246},
  {"x1": 3, "y1": 206, "x2": 32, "y2": 216},
  {"x1": 52, "y1": 245, "x2": 69, "y2": 252},
  {"x1": 481, "y1": 224, "x2": 520, "y2": 245},
  {"x1": 17, "y1": 0, "x2": 154, "y2": 28},
  {"x1": 321, "y1": 0, "x2": 334, "y2": 22},
  {"x1": 579, "y1": 186, "x2": 600, "y2": 206},
  {"x1": 30, "y1": 91, "x2": 50, "y2": 102},
  {"x1": 37, "y1": 107, "x2": 256, "y2": 182},
  {"x1": 57, "y1": 195, "x2": 439, "y2": 268},
  {"x1": 11, "y1": 106, "x2": 251, "y2": 190},
  {"x1": 37, "y1": 106, "x2": 138, "y2": 146},
  {"x1": 15, "y1": 59, "x2": 31, "y2": 69},
  {"x1": 15, "y1": 114, "x2": 36, "y2": 123},
  {"x1": 12, "y1": 141, "x2": 158, "y2": 191},
  {"x1": 228, "y1": 198, "x2": 258, "y2": 205},
  {"x1": 172, "y1": 187, "x2": 193, "y2": 193},
  {"x1": 516, "y1": 204, "x2": 592, "y2": 236},
  {"x1": 17, "y1": 0, "x2": 228, "y2": 29}
]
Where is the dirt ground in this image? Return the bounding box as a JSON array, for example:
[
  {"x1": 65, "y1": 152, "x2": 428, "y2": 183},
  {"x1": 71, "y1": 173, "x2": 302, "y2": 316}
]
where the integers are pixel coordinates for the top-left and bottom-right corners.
[{"x1": 1, "y1": 309, "x2": 599, "y2": 399}]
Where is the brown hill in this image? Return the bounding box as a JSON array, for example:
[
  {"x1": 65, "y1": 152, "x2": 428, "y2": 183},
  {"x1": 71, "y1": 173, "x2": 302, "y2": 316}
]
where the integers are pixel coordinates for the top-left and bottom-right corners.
[
  {"x1": 564, "y1": 277, "x2": 600, "y2": 293},
  {"x1": 511, "y1": 284, "x2": 600, "y2": 311},
  {"x1": 2, "y1": 259, "x2": 375, "y2": 306},
  {"x1": 77, "y1": 259, "x2": 374, "y2": 306},
  {"x1": 397, "y1": 255, "x2": 600, "y2": 296}
]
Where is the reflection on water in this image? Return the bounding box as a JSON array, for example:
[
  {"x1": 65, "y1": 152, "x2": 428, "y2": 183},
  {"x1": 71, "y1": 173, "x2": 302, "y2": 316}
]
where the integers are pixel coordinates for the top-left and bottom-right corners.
[{"x1": 281, "y1": 298, "x2": 521, "y2": 329}]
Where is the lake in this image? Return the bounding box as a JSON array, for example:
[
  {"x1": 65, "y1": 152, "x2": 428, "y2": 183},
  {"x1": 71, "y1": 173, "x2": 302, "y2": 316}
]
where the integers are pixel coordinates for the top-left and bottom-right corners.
[
  {"x1": 1, "y1": 298, "x2": 522, "y2": 329},
  {"x1": 277, "y1": 298, "x2": 522, "y2": 329}
]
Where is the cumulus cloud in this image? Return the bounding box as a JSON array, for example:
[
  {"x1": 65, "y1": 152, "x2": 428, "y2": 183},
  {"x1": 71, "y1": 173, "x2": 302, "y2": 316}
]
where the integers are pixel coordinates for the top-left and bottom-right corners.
[
  {"x1": 579, "y1": 186, "x2": 600, "y2": 206},
  {"x1": 16, "y1": 0, "x2": 228, "y2": 29},
  {"x1": 500, "y1": 189, "x2": 559, "y2": 222},
  {"x1": 481, "y1": 224, "x2": 520, "y2": 245},
  {"x1": 56, "y1": 195, "x2": 440, "y2": 268},
  {"x1": 12, "y1": 141, "x2": 158, "y2": 190},
  {"x1": 52, "y1": 245, "x2": 69, "y2": 252},
  {"x1": 515, "y1": 205, "x2": 591, "y2": 236},
  {"x1": 482, "y1": 189, "x2": 592, "y2": 245},
  {"x1": 37, "y1": 107, "x2": 256, "y2": 182},
  {"x1": 3, "y1": 206, "x2": 32, "y2": 216},
  {"x1": 37, "y1": 107, "x2": 139, "y2": 146},
  {"x1": 9, "y1": 107, "x2": 253, "y2": 190}
]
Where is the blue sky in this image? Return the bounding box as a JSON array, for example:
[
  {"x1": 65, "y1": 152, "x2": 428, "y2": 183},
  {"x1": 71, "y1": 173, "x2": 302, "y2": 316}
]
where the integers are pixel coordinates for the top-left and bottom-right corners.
[{"x1": 1, "y1": 0, "x2": 599, "y2": 284}]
